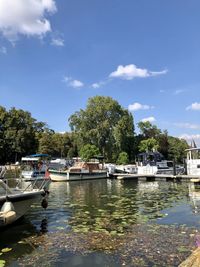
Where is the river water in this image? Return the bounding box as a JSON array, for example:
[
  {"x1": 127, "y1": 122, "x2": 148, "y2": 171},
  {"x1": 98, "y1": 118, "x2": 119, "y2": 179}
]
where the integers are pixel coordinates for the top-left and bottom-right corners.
[{"x1": 1, "y1": 179, "x2": 200, "y2": 266}]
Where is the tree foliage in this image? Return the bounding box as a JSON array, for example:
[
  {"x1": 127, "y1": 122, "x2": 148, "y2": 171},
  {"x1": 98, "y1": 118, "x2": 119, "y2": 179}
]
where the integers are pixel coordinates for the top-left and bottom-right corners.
[
  {"x1": 168, "y1": 136, "x2": 188, "y2": 162},
  {"x1": 0, "y1": 107, "x2": 47, "y2": 163},
  {"x1": 138, "y1": 138, "x2": 159, "y2": 152},
  {"x1": 137, "y1": 121, "x2": 161, "y2": 139},
  {"x1": 0, "y1": 101, "x2": 190, "y2": 165},
  {"x1": 117, "y1": 152, "x2": 129, "y2": 165},
  {"x1": 80, "y1": 144, "x2": 100, "y2": 162},
  {"x1": 38, "y1": 132, "x2": 77, "y2": 158},
  {"x1": 69, "y1": 96, "x2": 135, "y2": 162}
]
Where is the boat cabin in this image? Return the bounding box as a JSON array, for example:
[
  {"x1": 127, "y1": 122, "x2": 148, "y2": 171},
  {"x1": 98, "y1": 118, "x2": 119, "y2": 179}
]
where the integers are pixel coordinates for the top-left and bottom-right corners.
[
  {"x1": 21, "y1": 154, "x2": 50, "y2": 179},
  {"x1": 69, "y1": 162, "x2": 102, "y2": 173},
  {"x1": 136, "y1": 152, "x2": 165, "y2": 166},
  {"x1": 185, "y1": 148, "x2": 200, "y2": 175}
]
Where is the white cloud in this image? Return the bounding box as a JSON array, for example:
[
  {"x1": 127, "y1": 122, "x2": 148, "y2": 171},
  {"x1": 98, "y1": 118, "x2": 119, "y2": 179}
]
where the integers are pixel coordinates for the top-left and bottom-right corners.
[
  {"x1": 141, "y1": 116, "x2": 156, "y2": 123},
  {"x1": 63, "y1": 76, "x2": 84, "y2": 88},
  {"x1": 128, "y1": 102, "x2": 154, "y2": 112},
  {"x1": 186, "y1": 102, "x2": 200, "y2": 111},
  {"x1": 0, "y1": 0, "x2": 57, "y2": 42},
  {"x1": 69, "y1": 80, "x2": 84, "y2": 88},
  {"x1": 63, "y1": 76, "x2": 71, "y2": 82},
  {"x1": 91, "y1": 80, "x2": 107, "y2": 89},
  {"x1": 91, "y1": 83, "x2": 101, "y2": 89},
  {"x1": 0, "y1": 46, "x2": 7, "y2": 54},
  {"x1": 109, "y1": 64, "x2": 167, "y2": 80},
  {"x1": 174, "y1": 89, "x2": 184, "y2": 95},
  {"x1": 51, "y1": 38, "x2": 64, "y2": 46},
  {"x1": 174, "y1": 122, "x2": 200, "y2": 130}
]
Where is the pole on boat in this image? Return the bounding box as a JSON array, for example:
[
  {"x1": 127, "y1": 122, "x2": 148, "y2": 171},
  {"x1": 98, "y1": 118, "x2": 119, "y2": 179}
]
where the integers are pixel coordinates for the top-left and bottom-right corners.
[
  {"x1": 183, "y1": 158, "x2": 187, "y2": 175},
  {"x1": 173, "y1": 159, "x2": 176, "y2": 176}
]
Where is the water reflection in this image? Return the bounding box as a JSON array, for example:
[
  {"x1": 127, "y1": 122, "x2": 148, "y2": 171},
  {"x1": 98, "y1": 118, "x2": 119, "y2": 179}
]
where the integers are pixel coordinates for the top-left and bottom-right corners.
[
  {"x1": 1, "y1": 179, "x2": 200, "y2": 266},
  {"x1": 0, "y1": 218, "x2": 39, "y2": 266},
  {"x1": 189, "y1": 183, "x2": 200, "y2": 214}
]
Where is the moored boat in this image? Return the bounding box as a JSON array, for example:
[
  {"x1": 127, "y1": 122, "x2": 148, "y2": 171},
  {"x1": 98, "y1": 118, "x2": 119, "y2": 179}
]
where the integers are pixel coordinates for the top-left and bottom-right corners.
[
  {"x1": 0, "y1": 179, "x2": 49, "y2": 227},
  {"x1": 21, "y1": 154, "x2": 50, "y2": 181},
  {"x1": 50, "y1": 161, "x2": 108, "y2": 182},
  {"x1": 185, "y1": 147, "x2": 200, "y2": 176}
]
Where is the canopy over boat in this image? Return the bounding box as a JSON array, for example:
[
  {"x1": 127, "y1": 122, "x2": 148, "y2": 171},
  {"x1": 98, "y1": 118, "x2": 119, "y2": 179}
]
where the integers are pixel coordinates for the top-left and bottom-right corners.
[{"x1": 21, "y1": 154, "x2": 50, "y2": 162}]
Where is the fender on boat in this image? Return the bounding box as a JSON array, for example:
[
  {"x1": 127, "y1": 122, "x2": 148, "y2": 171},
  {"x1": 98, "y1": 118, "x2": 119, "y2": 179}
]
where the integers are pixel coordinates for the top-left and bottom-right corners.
[{"x1": 0, "y1": 202, "x2": 17, "y2": 226}]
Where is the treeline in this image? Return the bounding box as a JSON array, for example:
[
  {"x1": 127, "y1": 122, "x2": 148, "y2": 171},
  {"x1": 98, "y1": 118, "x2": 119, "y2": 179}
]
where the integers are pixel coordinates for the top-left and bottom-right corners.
[
  {"x1": 0, "y1": 96, "x2": 188, "y2": 164},
  {"x1": 0, "y1": 106, "x2": 77, "y2": 164}
]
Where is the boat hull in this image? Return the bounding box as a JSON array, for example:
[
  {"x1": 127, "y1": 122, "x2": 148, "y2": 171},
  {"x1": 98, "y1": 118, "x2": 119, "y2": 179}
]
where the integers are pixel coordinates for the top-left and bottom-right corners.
[
  {"x1": 0, "y1": 190, "x2": 44, "y2": 225},
  {"x1": 50, "y1": 170, "x2": 108, "y2": 182}
]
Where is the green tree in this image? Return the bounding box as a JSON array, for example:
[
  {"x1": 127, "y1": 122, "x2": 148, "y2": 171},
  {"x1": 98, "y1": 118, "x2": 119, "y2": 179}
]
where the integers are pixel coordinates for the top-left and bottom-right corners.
[
  {"x1": 0, "y1": 106, "x2": 49, "y2": 163},
  {"x1": 4, "y1": 108, "x2": 39, "y2": 162},
  {"x1": 69, "y1": 96, "x2": 135, "y2": 161},
  {"x1": 38, "y1": 131, "x2": 55, "y2": 155},
  {"x1": 138, "y1": 138, "x2": 159, "y2": 152},
  {"x1": 137, "y1": 121, "x2": 161, "y2": 139},
  {"x1": 80, "y1": 144, "x2": 100, "y2": 161},
  {"x1": 0, "y1": 106, "x2": 8, "y2": 163},
  {"x1": 113, "y1": 112, "x2": 135, "y2": 161},
  {"x1": 158, "y1": 130, "x2": 169, "y2": 159},
  {"x1": 117, "y1": 152, "x2": 129, "y2": 165},
  {"x1": 168, "y1": 136, "x2": 189, "y2": 162}
]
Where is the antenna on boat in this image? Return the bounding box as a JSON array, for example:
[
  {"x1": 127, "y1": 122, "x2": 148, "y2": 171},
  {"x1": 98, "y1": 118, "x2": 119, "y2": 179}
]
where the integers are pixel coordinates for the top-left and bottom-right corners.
[{"x1": 191, "y1": 139, "x2": 197, "y2": 148}]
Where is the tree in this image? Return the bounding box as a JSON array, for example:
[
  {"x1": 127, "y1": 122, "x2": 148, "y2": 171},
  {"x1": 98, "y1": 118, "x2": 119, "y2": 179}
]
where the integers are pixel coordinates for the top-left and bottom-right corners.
[
  {"x1": 117, "y1": 152, "x2": 129, "y2": 165},
  {"x1": 0, "y1": 106, "x2": 49, "y2": 164},
  {"x1": 38, "y1": 131, "x2": 55, "y2": 155},
  {"x1": 0, "y1": 106, "x2": 8, "y2": 163},
  {"x1": 168, "y1": 136, "x2": 189, "y2": 163},
  {"x1": 80, "y1": 144, "x2": 100, "y2": 162},
  {"x1": 158, "y1": 130, "x2": 169, "y2": 159},
  {"x1": 69, "y1": 96, "x2": 135, "y2": 161},
  {"x1": 4, "y1": 108, "x2": 39, "y2": 162},
  {"x1": 137, "y1": 121, "x2": 161, "y2": 139},
  {"x1": 113, "y1": 112, "x2": 135, "y2": 161},
  {"x1": 138, "y1": 138, "x2": 159, "y2": 152}
]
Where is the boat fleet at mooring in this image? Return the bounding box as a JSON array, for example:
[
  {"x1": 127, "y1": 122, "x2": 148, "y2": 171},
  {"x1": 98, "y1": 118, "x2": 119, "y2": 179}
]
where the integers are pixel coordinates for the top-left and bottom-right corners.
[{"x1": 1, "y1": 147, "x2": 200, "y2": 227}]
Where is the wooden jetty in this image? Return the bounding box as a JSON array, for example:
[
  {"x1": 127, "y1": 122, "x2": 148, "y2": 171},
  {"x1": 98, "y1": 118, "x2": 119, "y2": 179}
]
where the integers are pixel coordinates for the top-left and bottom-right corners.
[
  {"x1": 179, "y1": 248, "x2": 200, "y2": 267},
  {"x1": 111, "y1": 173, "x2": 200, "y2": 182}
]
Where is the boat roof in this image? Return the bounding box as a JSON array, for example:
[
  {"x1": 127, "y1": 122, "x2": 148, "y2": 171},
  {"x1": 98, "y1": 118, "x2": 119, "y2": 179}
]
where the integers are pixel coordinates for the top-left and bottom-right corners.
[
  {"x1": 185, "y1": 148, "x2": 200, "y2": 152},
  {"x1": 21, "y1": 157, "x2": 39, "y2": 161},
  {"x1": 28, "y1": 154, "x2": 49, "y2": 157},
  {"x1": 21, "y1": 154, "x2": 50, "y2": 161}
]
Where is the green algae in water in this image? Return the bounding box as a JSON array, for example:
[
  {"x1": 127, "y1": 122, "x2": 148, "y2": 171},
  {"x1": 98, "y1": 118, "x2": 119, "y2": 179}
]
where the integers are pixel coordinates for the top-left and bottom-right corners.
[{"x1": 1, "y1": 180, "x2": 199, "y2": 267}]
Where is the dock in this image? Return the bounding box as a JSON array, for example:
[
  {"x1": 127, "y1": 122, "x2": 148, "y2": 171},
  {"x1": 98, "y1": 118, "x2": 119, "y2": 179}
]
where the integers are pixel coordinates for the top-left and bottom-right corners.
[{"x1": 111, "y1": 173, "x2": 200, "y2": 182}]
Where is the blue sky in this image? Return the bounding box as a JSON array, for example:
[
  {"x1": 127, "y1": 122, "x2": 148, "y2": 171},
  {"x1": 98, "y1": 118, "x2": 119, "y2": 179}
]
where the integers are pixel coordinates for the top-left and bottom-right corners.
[{"x1": 0, "y1": 0, "x2": 200, "y2": 145}]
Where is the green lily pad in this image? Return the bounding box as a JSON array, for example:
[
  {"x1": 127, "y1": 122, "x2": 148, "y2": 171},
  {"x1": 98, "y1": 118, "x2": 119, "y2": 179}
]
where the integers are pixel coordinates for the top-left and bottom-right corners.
[
  {"x1": 84, "y1": 211, "x2": 90, "y2": 214},
  {"x1": 0, "y1": 260, "x2": 6, "y2": 267},
  {"x1": 18, "y1": 241, "x2": 26, "y2": 244},
  {"x1": 1, "y1": 248, "x2": 12, "y2": 253}
]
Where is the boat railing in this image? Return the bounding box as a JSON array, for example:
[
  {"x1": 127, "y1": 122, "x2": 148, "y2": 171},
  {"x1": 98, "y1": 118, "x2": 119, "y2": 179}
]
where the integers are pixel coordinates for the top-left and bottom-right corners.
[
  {"x1": 0, "y1": 179, "x2": 13, "y2": 194},
  {"x1": 0, "y1": 166, "x2": 6, "y2": 179},
  {"x1": 1, "y1": 177, "x2": 47, "y2": 193}
]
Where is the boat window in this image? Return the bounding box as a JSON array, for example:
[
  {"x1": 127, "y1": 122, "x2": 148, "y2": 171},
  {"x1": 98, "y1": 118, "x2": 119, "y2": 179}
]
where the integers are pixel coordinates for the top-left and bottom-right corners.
[{"x1": 167, "y1": 161, "x2": 173, "y2": 167}]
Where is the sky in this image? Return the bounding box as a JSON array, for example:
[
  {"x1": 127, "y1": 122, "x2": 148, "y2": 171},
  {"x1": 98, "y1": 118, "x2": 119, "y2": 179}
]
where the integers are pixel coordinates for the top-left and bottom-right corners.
[{"x1": 0, "y1": 0, "x2": 200, "y2": 145}]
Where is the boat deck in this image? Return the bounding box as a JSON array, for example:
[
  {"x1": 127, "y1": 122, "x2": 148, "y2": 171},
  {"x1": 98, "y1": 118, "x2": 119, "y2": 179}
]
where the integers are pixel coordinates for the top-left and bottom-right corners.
[{"x1": 111, "y1": 173, "x2": 200, "y2": 181}]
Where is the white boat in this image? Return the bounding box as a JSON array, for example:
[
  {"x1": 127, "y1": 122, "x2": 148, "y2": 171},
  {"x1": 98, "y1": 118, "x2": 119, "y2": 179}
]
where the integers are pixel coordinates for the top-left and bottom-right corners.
[
  {"x1": 50, "y1": 161, "x2": 108, "y2": 182},
  {"x1": 185, "y1": 148, "x2": 200, "y2": 176},
  {"x1": 21, "y1": 154, "x2": 50, "y2": 181},
  {"x1": 136, "y1": 152, "x2": 184, "y2": 175},
  {"x1": 188, "y1": 183, "x2": 200, "y2": 213},
  {"x1": 106, "y1": 152, "x2": 184, "y2": 176},
  {"x1": 0, "y1": 179, "x2": 49, "y2": 227}
]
